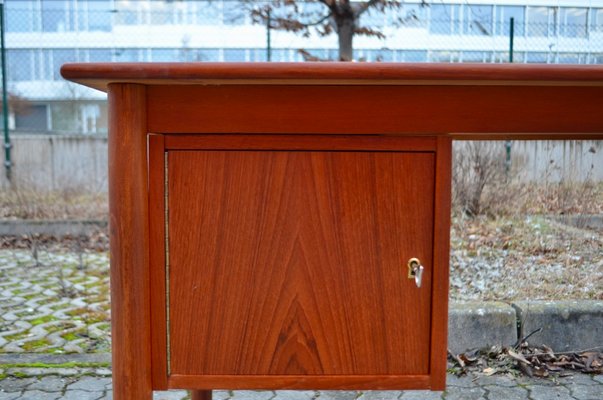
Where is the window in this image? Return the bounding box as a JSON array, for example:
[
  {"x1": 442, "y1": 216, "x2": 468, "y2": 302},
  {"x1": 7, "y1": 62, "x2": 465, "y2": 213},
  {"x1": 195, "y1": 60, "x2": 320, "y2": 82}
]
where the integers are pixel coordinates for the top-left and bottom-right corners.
[
  {"x1": 114, "y1": 49, "x2": 139, "y2": 62},
  {"x1": 526, "y1": 52, "x2": 550, "y2": 63},
  {"x1": 430, "y1": 4, "x2": 461, "y2": 34},
  {"x1": 462, "y1": 51, "x2": 492, "y2": 63},
  {"x1": 198, "y1": 49, "x2": 220, "y2": 62},
  {"x1": 196, "y1": 1, "x2": 220, "y2": 25},
  {"x1": 149, "y1": 1, "x2": 173, "y2": 25},
  {"x1": 88, "y1": 49, "x2": 113, "y2": 62},
  {"x1": 591, "y1": 53, "x2": 603, "y2": 64},
  {"x1": 42, "y1": 0, "x2": 73, "y2": 32},
  {"x1": 6, "y1": 0, "x2": 38, "y2": 32},
  {"x1": 16, "y1": 105, "x2": 49, "y2": 131},
  {"x1": 527, "y1": 7, "x2": 557, "y2": 37},
  {"x1": 223, "y1": 1, "x2": 245, "y2": 25},
  {"x1": 362, "y1": 8, "x2": 386, "y2": 28},
  {"x1": 558, "y1": 53, "x2": 586, "y2": 64},
  {"x1": 560, "y1": 8, "x2": 587, "y2": 38},
  {"x1": 464, "y1": 5, "x2": 493, "y2": 35},
  {"x1": 223, "y1": 49, "x2": 246, "y2": 62},
  {"x1": 496, "y1": 6, "x2": 525, "y2": 36},
  {"x1": 7, "y1": 50, "x2": 34, "y2": 81},
  {"x1": 394, "y1": 4, "x2": 428, "y2": 28},
  {"x1": 400, "y1": 50, "x2": 427, "y2": 62},
  {"x1": 430, "y1": 51, "x2": 460, "y2": 63},
  {"x1": 115, "y1": 0, "x2": 140, "y2": 25},
  {"x1": 52, "y1": 49, "x2": 76, "y2": 80},
  {"x1": 151, "y1": 48, "x2": 177, "y2": 62},
  {"x1": 591, "y1": 9, "x2": 603, "y2": 32},
  {"x1": 87, "y1": 0, "x2": 113, "y2": 32}
]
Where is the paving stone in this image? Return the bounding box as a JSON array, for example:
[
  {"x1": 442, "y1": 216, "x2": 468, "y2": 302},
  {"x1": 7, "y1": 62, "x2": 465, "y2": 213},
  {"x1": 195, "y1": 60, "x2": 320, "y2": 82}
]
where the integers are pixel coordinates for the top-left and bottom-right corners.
[
  {"x1": 593, "y1": 375, "x2": 603, "y2": 384},
  {"x1": 399, "y1": 390, "x2": 443, "y2": 399},
  {"x1": 0, "y1": 378, "x2": 37, "y2": 392},
  {"x1": 567, "y1": 374, "x2": 597, "y2": 386},
  {"x1": 6, "y1": 368, "x2": 80, "y2": 377},
  {"x1": 68, "y1": 377, "x2": 111, "y2": 392},
  {"x1": 473, "y1": 375, "x2": 518, "y2": 387},
  {"x1": 231, "y1": 391, "x2": 274, "y2": 400},
  {"x1": 483, "y1": 385, "x2": 528, "y2": 400},
  {"x1": 275, "y1": 390, "x2": 316, "y2": 400},
  {"x1": 62, "y1": 390, "x2": 104, "y2": 400},
  {"x1": 569, "y1": 384, "x2": 603, "y2": 400},
  {"x1": 318, "y1": 391, "x2": 360, "y2": 400},
  {"x1": 528, "y1": 385, "x2": 573, "y2": 400},
  {"x1": 446, "y1": 374, "x2": 477, "y2": 388},
  {"x1": 443, "y1": 386, "x2": 485, "y2": 400},
  {"x1": 16, "y1": 390, "x2": 61, "y2": 400},
  {"x1": 357, "y1": 391, "x2": 402, "y2": 400},
  {"x1": 0, "y1": 392, "x2": 21, "y2": 400},
  {"x1": 27, "y1": 377, "x2": 67, "y2": 392},
  {"x1": 101, "y1": 390, "x2": 112, "y2": 400},
  {"x1": 153, "y1": 390, "x2": 189, "y2": 400},
  {"x1": 94, "y1": 368, "x2": 112, "y2": 377}
]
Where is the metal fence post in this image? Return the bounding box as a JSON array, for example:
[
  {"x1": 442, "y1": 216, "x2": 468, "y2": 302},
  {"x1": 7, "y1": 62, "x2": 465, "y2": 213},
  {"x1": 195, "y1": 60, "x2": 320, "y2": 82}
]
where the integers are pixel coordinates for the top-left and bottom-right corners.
[
  {"x1": 267, "y1": 10, "x2": 272, "y2": 62},
  {"x1": 0, "y1": 0, "x2": 12, "y2": 183},
  {"x1": 505, "y1": 16, "x2": 515, "y2": 178}
]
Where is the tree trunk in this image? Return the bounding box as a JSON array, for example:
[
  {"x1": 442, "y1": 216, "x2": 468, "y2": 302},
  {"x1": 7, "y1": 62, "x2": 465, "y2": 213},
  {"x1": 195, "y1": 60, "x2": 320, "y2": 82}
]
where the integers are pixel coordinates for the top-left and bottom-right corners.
[
  {"x1": 338, "y1": 22, "x2": 354, "y2": 61},
  {"x1": 336, "y1": 14, "x2": 355, "y2": 61}
]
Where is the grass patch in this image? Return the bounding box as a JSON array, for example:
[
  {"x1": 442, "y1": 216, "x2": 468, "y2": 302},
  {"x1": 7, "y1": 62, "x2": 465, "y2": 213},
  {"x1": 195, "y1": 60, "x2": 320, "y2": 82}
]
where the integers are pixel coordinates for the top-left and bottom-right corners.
[
  {"x1": 2, "y1": 332, "x2": 29, "y2": 342},
  {"x1": 21, "y1": 338, "x2": 51, "y2": 351},
  {"x1": 29, "y1": 315, "x2": 58, "y2": 326},
  {"x1": 61, "y1": 331, "x2": 81, "y2": 341}
]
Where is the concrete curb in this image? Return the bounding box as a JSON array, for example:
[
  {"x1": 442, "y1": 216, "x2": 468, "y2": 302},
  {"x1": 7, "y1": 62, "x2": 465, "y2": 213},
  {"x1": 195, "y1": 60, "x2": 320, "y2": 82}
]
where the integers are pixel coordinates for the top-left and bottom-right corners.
[
  {"x1": 513, "y1": 300, "x2": 603, "y2": 352},
  {"x1": 549, "y1": 214, "x2": 603, "y2": 231},
  {"x1": 448, "y1": 301, "x2": 517, "y2": 354},
  {"x1": 449, "y1": 300, "x2": 603, "y2": 354},
  {"x1": 0, "y1": 219, "x2": 107, "y2": 237}
]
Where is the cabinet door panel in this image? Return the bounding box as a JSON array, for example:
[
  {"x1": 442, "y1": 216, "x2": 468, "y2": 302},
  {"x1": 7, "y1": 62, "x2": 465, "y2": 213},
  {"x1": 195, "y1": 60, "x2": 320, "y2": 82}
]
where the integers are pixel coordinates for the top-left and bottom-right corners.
[{"x1": 168, "y1": 150, "x2": 435, "y2": 376}]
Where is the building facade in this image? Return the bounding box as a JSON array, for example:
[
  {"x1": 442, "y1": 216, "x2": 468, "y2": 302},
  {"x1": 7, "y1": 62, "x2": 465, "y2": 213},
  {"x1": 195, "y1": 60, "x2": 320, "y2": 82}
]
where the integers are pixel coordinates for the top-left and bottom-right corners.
[{"x1": 4, "y1": 0, "x2": 603, "y2": 135}]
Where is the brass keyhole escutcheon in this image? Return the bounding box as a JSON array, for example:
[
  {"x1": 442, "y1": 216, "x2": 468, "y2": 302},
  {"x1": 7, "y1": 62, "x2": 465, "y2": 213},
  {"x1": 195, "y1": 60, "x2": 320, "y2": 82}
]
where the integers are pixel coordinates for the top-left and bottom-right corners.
[{"x1": 407, "y1": 258, "x2": 424, "y2": 288}]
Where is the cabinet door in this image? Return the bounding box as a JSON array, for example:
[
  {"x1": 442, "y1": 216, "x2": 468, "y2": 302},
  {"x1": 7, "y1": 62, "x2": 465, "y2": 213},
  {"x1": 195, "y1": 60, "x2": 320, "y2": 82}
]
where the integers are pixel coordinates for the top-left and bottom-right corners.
[{"x1": 167, "y1": 149, "x2": 435, "y2": 376}]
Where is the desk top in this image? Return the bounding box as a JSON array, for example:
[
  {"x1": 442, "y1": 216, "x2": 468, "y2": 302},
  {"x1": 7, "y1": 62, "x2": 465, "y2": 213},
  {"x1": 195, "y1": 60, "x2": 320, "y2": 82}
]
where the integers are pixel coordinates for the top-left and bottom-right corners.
[{"x1": 61, "y1": 62, "x2": 603, "y2": 92}]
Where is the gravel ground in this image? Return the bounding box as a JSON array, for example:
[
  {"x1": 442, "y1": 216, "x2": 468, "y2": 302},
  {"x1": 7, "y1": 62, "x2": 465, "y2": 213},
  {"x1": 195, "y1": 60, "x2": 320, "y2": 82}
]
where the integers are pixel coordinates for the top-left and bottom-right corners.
[{"x1": 450, "y1": 215, "x2": 603, "y2": 301}]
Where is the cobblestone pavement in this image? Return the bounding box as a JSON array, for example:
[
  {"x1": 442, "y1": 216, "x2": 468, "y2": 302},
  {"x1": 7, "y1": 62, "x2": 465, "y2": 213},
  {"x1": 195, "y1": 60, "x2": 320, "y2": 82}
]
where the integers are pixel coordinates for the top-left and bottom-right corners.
[
  {"x1": 0, "y1": 250, "x2": 111, "y2": 354},
  {"x1": 0, "y1": 371, "x2": 601, "y2": 400}
]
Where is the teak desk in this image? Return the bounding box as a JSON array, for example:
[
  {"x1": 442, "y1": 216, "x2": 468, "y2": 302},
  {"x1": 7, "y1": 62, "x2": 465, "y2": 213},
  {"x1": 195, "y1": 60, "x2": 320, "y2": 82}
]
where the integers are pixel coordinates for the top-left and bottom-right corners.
[{"x1": 61, "y1": 63, "x2": 603, "y2": 400}]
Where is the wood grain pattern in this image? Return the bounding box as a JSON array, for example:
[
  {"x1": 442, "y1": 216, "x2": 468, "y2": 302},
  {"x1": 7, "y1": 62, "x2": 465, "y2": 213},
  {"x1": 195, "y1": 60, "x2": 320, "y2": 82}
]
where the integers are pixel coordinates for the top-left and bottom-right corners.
[
  {"x1": 148, "y1": 134, "x2": 168, "y2": 390},
  {"x1": 60, "y1": 62, "x2": 603, "y2": 92},
  {"x1": 164, "y1": 134, "x2": 436, "y2": 152},
  {"x1": 107, "y1": 84, "x2": 152, "y2": 399},
  {"x1": 169, "y1": 374, "x2": 431, "y2": 390},
  {"x1": 429, "y1": 137, "x2": 453, "y2": 391},
  {"x1": 147, "y1": 85, "x2": 603, "y2": 136},
  {"x1": 167, "y1": 148, "x2": 435, "y2": 377}
]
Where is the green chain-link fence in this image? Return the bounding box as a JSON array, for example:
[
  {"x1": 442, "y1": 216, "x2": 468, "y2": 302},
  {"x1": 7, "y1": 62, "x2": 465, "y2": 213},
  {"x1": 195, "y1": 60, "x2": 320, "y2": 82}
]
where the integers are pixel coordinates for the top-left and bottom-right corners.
[{"x1": 1, "y1": 0, "x2": 602, "y2": 137}]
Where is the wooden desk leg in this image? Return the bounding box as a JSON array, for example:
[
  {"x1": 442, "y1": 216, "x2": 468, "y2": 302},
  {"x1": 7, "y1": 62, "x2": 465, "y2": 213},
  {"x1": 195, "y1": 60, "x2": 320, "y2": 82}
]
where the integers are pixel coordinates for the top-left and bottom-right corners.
[
  {"x1": 108, "y1": 83, "x2": 152, "y2": 399},
  {"x1": 192, "y1": 390, "x2": 213, "y2": 400}
]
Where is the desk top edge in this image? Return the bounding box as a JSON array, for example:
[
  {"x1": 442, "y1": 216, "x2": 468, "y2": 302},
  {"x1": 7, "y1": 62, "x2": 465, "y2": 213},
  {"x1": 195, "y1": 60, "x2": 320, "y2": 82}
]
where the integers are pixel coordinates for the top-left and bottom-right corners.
[{"x1": 61, "y1": 62, "x2": 603, "y2": 92}]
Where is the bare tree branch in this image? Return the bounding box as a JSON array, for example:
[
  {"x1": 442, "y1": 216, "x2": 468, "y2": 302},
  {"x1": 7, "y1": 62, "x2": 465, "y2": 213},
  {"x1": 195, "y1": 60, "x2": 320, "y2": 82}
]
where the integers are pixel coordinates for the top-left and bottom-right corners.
[{"x1": 354, "y1": 0, "x2": 383, "y2": 17}]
